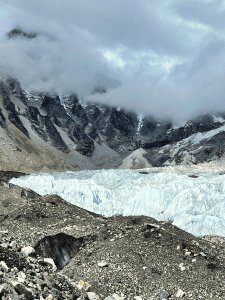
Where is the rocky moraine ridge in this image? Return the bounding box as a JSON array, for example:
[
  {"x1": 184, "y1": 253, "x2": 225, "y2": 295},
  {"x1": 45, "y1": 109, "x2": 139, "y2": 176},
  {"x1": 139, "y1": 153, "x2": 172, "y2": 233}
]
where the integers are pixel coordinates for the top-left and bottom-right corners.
[
  {"x1": 1, "y1": 77, "x2": 225, "y2": 171},
  {"x1": 0, "y1": 171, "x2": 224, "y2": 299}
]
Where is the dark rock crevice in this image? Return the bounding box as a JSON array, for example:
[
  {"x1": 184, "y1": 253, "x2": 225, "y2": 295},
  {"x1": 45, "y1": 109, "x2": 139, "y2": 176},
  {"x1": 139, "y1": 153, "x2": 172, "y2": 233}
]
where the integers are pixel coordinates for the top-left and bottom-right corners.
[
  {"x1": 0, "y1": 108, "x2": 6, "y2": 128},
  {"x1": 35, "y1": 232, "x2": 96, "y2": 269}
]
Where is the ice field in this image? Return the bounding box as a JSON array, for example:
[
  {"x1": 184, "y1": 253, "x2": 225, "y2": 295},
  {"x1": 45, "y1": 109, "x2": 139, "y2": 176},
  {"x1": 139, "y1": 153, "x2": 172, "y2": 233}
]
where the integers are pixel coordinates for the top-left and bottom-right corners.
[{"x1": 10, "y1": 168, "x2": 225, "y2": 237}]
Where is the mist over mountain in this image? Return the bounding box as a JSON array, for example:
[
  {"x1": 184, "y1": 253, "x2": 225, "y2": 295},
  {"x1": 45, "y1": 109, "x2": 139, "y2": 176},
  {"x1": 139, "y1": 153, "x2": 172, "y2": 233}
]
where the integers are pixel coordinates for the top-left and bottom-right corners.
[{"x1": 1, "y1": 0, "x2": 225, "y2": 121}]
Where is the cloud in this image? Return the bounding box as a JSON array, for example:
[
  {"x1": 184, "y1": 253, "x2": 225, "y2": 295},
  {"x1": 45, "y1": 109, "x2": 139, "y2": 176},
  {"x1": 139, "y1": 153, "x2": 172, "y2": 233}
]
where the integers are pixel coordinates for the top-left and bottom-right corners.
[
  {"x1": 0, "y1": 0, "x2": 225, "y2": 121},
  {"x1": 173, "y1": 0, "x2": 225, "y2": 31}
]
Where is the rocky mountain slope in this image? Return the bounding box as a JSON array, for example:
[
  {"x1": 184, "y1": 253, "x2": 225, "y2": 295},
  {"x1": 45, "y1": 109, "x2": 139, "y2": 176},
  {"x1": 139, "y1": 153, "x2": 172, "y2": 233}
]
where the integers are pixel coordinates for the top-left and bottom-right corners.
[
  {"x1": 0, "y1": 171, "x2": 225, "y2": 299},
  {"x1": 0, "y1": 77, "x2": 121, "y2": 171},
  {"x1": 1, "y1": 76, "x2": 225, "y2": 171}
]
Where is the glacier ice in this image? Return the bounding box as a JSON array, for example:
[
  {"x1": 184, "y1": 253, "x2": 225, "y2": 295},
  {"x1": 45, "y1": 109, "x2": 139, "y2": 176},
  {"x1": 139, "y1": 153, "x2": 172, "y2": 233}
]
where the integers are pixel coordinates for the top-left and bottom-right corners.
[{"x1": 10, "y1": 169, "x2": 225, "y2": 237}]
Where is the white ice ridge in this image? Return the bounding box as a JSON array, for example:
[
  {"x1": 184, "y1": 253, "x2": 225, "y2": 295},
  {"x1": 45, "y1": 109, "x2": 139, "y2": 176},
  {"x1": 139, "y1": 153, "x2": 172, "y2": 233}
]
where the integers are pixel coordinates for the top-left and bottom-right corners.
[
  {"x1": 181, "y1": 124, "x2": 225, "y2": 145},
  {"x1": 10, "y1": 169, "x2": 225, "y2": 237}
]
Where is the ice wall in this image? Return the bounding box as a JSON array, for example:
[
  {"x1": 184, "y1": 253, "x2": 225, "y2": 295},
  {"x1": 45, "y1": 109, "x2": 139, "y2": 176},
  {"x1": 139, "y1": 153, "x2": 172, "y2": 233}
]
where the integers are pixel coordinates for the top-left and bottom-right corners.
[{"x1": 10, "y1": 169, "x2": 225, "y2": 237}]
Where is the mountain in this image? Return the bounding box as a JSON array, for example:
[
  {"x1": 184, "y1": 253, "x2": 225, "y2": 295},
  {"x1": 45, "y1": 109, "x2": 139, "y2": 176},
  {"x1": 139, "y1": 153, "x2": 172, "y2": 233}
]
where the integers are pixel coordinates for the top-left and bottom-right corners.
[
  {"x1": 0, "y1": 77, "x2": 121, "y2": 171},
  {"x1": 0, "y1": 76, "x2": 225, "y2": 171}
]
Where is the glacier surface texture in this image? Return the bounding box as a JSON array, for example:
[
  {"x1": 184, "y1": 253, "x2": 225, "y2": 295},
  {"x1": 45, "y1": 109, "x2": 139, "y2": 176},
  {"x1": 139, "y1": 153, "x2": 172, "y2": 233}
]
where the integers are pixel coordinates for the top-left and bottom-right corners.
[{"x1": 10, "y1": 169, "x2": 225, "y2": 237}]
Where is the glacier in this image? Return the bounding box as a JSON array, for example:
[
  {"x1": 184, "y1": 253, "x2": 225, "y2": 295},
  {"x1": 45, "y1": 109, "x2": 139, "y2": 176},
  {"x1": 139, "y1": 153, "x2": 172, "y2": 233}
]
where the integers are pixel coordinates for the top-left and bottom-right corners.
[{"x1": 10, "y1": 169, "x2": 225, "y2": 237}]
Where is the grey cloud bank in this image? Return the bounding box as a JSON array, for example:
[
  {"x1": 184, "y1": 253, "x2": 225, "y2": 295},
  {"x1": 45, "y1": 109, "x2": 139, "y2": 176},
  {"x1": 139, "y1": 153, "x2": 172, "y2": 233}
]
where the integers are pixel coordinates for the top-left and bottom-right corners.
[{"x1": 0, "y1": 0, "x2": 225, "y2": 121}]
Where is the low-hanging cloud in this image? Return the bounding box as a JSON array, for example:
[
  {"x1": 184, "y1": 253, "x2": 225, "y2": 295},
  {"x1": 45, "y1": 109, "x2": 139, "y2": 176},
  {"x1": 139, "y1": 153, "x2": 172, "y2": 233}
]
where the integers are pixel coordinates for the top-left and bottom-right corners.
[{"x1": 0, "y1": 0, "x2": 225, "y2": 122}]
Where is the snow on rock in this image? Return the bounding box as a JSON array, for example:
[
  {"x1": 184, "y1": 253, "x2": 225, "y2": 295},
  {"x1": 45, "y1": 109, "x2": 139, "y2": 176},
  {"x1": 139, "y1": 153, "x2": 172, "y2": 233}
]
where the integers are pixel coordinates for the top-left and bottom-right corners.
[
  {"x1": 178, "y1": 124, "x2": 225, "y2": 146},
  {"x1": 10, "y1": 169, "x2": 225, "y2": 237},
  {"x1": 212, "y1": 115, "x2": 225, "y2": 124},
  {"x1": 136, "y1": 115, "x2": 143, "y2": 135}
]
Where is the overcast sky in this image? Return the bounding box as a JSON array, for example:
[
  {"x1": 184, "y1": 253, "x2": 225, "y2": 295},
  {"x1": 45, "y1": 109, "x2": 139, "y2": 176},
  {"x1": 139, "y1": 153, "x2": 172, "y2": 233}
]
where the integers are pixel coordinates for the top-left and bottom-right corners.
[{"x1": 0, "y1": 0, "x2": 225, "y2": 121}]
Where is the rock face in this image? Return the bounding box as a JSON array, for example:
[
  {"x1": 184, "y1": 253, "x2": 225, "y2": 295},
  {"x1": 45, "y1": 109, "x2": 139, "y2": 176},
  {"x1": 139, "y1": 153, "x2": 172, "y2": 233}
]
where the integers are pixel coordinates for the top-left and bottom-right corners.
[
  {"x1": 7, "y1": 28, "x2": 37, "y2": 39},
  {"x1": 0, "y1": 78, "x2": 121, "y2": 171},
  {"x1": 0, "y1": 171, "x2": 225, "y2": 299},
  {"x1": 0, "y1": 78, "x2": 95, "y2": 156},
  {"x1": 82, "y1": 104, "x2": 139, "y2": 153},
  {"x1": 1, "y1": 76, "x2": 225, "y2": 170}
]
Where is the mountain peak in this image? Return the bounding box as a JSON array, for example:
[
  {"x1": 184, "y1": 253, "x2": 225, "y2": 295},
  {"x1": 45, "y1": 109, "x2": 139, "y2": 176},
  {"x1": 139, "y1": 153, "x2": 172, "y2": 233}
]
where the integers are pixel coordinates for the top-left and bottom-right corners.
[{"x1": 7, "y1": 28, "x2": 37, "y2": 40}]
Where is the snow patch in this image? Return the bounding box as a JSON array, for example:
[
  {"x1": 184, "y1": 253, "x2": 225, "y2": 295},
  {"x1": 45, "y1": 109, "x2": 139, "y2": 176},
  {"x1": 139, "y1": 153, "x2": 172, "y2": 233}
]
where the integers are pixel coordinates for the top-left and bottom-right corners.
[
  {"x1": 183, "y1": 125, "x2": 225, "y2": 145},
  {"x1": 212, "y1": 115, "x2": 225, "y2": 124},
  {"x1": 137, "y1": 115, "x2": 143, "y2": 134}
]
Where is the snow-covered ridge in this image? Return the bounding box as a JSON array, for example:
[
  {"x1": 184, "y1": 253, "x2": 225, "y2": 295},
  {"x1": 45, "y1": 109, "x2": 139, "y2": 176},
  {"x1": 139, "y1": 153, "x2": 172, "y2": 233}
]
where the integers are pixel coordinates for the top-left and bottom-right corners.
[
  {"x1": 10, "y1": 169, "x2": 225, "y2": 237},
  {"x1": 184, "y1": 124, "x2": 225, "y2": 145},
  {"x1": 212, "y1": 115, "x2": 225, "y2": 124}
]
